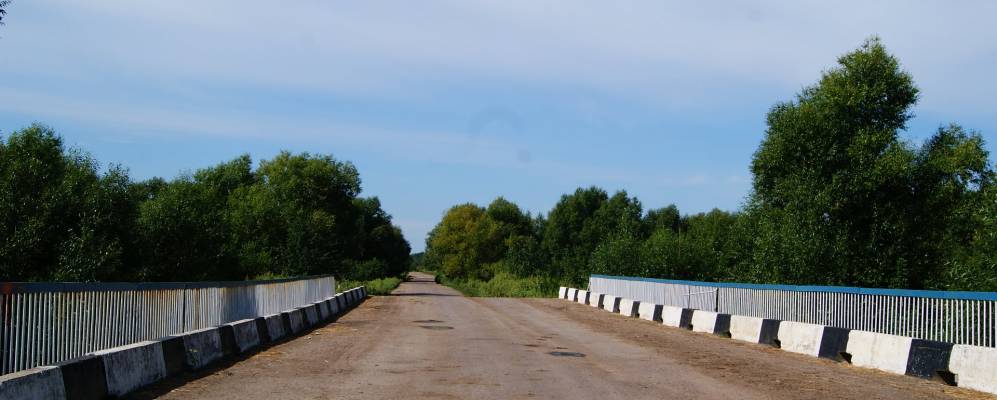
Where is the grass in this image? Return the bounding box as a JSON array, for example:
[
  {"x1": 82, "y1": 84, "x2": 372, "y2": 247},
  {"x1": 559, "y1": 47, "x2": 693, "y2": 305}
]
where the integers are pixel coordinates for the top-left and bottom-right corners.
[
  {"x1": 338, "y1": 276, "x2": 404, "y2": 296},
  {"x1": 437, "y1": 272, "x2": 562, "y2": 298}
]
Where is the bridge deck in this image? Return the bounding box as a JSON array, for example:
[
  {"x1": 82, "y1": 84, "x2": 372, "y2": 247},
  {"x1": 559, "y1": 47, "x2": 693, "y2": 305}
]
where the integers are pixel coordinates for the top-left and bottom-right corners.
[{"x1": 128, "y1": 273, "x2": 984, "y2": 399}]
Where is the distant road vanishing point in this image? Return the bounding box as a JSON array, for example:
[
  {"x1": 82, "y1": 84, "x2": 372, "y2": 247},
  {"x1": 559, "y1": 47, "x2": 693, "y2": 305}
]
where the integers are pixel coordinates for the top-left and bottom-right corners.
[{"x1": 130, "y1": 272, "x2": 979, "y2": 400}]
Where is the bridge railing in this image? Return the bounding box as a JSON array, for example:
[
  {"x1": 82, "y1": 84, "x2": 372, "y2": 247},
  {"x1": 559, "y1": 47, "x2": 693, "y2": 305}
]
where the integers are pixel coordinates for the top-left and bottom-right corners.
[
  {"x1": 0, "y1": 275, "x2": 335, "y2": 375},
  {"x1": 589, "y1": 274, "x2": 997, "y2": 347}
]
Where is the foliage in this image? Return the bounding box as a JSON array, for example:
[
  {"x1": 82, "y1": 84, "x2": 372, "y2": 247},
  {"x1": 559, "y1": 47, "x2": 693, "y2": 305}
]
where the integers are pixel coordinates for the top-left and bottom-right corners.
[
  {"x1": 0, "y1": 1, "x2": 9, "y2": 25},
  {"x1": 423, "y1": 38, "x2": 997, "y2": 293},
  {"x1": 441, "y1": 271, "x2": 561, "y2": 298},
  {"x1": 338, "y1": 276, "x2": 403, "y2": 296},
  {"x1": 0, "y1": 125, "x2": 410, "y2": 282}
]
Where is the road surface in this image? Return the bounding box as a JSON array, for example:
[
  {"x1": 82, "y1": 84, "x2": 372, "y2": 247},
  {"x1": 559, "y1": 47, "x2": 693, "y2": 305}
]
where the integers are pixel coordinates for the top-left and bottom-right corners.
[{"x1": 130, "y1": 272, "x2": 989, "y2": 399}]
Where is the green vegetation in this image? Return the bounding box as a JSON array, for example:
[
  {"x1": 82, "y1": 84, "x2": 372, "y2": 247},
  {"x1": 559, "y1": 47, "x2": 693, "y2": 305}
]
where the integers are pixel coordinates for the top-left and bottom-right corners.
[
  {"x1": 338, "y1": 276, "x2": 404, "y2": 296},
  {"x1": 0, "y1": 1, "x2": 9, "y2": 25},
  {"x1": 424, "y1": 38, "x2": 997, "y2": 293},
  {"x1": 0, "y1": 126, "x2": 410, "y2": 282},
  {"x1": 440, "y1": 271, "x2": 561, "y2": 298}
]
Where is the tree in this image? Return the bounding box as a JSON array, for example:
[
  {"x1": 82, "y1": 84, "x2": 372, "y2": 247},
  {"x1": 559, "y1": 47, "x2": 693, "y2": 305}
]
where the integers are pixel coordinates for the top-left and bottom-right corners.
[
  {"x1": 424, "y1": 204, "x2": 504, "y2": 278},
  {"x1": 0, "y1": 1, "x2": 10, "y2": 26},
  {"x1": 748, "y1": 37, "x2": 992, "y2": 288}
]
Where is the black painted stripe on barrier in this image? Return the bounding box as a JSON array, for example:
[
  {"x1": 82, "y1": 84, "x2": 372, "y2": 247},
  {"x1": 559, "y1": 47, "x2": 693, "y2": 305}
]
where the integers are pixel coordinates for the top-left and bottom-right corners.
[
  {"x1": 679, "y1": 309, "x2": 694, "y2": 330},
  {"x1": 255, "y1": 317, "x2": 272, "y2": 344},
  {"x1": 758, "y1": 319, "x2": 781, "y2": 346},
  {"x1": 58, "y1": 355, "x2": 107, "y2": 400},
  {"x1": 580, "y1": 291, "x2": 591, "y2": 305},
  {"x1": 161, "y1": 336, "x2": 186, "y2": 376},
  {"x1": 281, "y1": 311, "x2": 294, "y2": 335},
  {"x1": 624, "y1": 301, "x2": 640, "y2": 318},
  {"x1": 713, "y1": 314, "x2": 732, "y2": 336},
  {"x1": 818, "y1": 327, "x2": 850, "y2": 361},
  {"x1": 218, "y1": 325, "x2": 239, "y2": 357},
  {"x1": 336, "y1": 295, "x2": 346, "y2": 311},
  {"x1": 591, "y1": 294, "x2": 605, "y2": 309},
  {"x1": 905, "y1": 339, "x2": 954, "y2": 384},
  {"x1": 646, "y1": 304, "x2": 663, "y2": 322}
]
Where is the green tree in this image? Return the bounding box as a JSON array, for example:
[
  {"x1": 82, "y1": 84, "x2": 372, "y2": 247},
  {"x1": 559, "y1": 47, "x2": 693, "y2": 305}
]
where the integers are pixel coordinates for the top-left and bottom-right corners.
[{"x1": 424, "y1": 204, "x2": 504, "y2": 278}]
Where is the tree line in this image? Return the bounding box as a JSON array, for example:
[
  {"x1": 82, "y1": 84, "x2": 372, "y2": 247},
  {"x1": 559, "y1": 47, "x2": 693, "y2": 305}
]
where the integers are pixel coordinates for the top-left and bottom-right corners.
[
  {"x1": 0, "y1": 126, "x2": 411, "y2": 282},
  {"x1": 422, "y1": 38, "x2": 997, "y2": 292}
]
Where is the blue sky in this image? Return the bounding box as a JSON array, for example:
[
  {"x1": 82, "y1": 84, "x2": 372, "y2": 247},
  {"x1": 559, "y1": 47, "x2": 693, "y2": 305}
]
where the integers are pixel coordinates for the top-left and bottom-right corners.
[{"x1": 2, "y1": 1, "x2": 997, "y2": 252}]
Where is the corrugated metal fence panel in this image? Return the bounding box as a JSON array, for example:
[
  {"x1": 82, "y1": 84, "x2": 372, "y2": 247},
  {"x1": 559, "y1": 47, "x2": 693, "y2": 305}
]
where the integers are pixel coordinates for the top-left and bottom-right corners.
[
  {"x1": 0, "y1": 275, "x2": 335, "y2": 375},
  {"x1": 589, "y1": 274, "x2": 996, "y2": 348}
]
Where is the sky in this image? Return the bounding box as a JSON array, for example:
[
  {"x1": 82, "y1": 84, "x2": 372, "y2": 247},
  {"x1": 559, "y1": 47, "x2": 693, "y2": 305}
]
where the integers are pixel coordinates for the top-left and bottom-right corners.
[{"x1": 2, "y1": 1, "x2": 997, "y2": 252}]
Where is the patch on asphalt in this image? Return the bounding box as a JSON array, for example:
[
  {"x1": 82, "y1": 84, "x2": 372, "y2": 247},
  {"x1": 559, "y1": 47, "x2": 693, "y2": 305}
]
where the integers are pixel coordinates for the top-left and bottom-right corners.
[
  {"x1": 413, "y1": 319, "x2": 445, "y2": 323},
  {"x1": 419, "y1": 325, "x2": 454, "y2": 330},
  {"x1": 548, "y1": 351, "x2": 585, "y2": 357}
]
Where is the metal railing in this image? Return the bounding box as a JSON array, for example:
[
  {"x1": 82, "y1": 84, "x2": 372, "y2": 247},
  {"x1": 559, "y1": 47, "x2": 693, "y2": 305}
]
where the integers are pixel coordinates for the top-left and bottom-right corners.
[
  {"x1": 0, "y1": 275, "x2": 335, "y2": 375},
  {"x1": 589, "y1": 274, "x2": 997, "y2": 347}
]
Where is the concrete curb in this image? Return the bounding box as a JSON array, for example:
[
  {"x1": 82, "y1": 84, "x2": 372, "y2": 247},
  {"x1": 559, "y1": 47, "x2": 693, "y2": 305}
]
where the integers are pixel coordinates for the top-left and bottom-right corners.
[
  {"x1": 601, "y1": 295, "x2": 621, "y2": 313},
  {"x1": 0, "y1": 289, "x2": 367, "y2": 400},
  {"x1": 588, "y1": 293, "x2": 605, "y2": 309},
  {"x1": 619, "y1": 298, "x2": 640, "y2": 318},
  {"x1": 559, "y1": 287, "x2": 568, "y2": 299},
  {"x1": 637, "y1": 302, "x2": 663, "y2": 322},
  {"x1": 0, "y1": 366, "x2": 66, "y2": 400},
  {"x1": 690, "y1": 310, "x2": 731, "y2": 336},
  {"x1": 576, "y1": 290, "x2": 590, "y2": 305},
  {"x1": 558, "y1": 287, "x2": 995, "y2": 395},
  {"x1": 729, "y1": 315, "x2": 780, "y2": 346},
  {"x1": 662, "y1": 306, "x2": 693, "y2": 329}
]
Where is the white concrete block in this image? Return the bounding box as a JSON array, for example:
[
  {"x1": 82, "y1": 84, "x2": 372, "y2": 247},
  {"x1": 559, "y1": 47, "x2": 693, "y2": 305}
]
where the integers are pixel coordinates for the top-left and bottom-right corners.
[
  {"x1": 637, "y1": 302, "x2": 662, "y2": 322},
  {"x1": 559, "y1": 287, "x2": 568, "y2": 299},
  {"x1": 950, "y1": 344, "x2": 997, "y2": 395},
  {"x1": 602, "y1": 295, "x2": 621, "y2": 313},
  {"x1": 661, "y1": 306, "x2": 686, "y2": 328},
  {"x1": 588, "y1": 292, "x2": 604, "y2": 308},
  {"x1": 567, "y1": 288, "x2": 578, "y2": 302},
  {"x1": 691, "y1": 310, "x2": 719, "y2": 334},
  {"x1": 730, "y1": 315, "x2": 764, "y2": 343},
  {"x1": 845, "y1": 331, "x2": 912, "y2": 375},
  {"x1": 0, "y1": 366, "x2": 66, "y2": 400},
  {"x1": 778, "y1": 321, "x2": 825, "y2": 357},
  {"x1": 619, "y1": 298, "x2": 640, "y2": 317},
  {"x1": 92, "y1": 340, "x2": 166, "y2": 396},
  {"x1": 576, "y1": 290, "x2": 590, "y2": 305}
]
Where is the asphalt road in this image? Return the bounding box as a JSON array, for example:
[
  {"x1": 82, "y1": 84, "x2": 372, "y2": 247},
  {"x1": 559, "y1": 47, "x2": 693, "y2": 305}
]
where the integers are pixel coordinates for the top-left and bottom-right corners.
[{"x1": 130, "y1": 272, "x2": 989, "y2": 399}]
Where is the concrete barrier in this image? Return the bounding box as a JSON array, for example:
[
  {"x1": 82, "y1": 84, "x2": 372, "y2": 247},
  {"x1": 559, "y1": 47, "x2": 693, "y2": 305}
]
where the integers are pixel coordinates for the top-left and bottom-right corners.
[
  {"x1": 950, "y1": 344, "x2": 997, "y2": 394},
  {"x1": 776, "y1": 322, "x2": 849, "y2": 361},
  {"x1": 317, "y1": 301, "x2": 331, "y2": 320},
  {"x1": 845, "y1": 331, "x2": 912, "y2": 375},
  {"x1": 637, "y1": 302, "x2": 663, "y2": 322},
  {"x1": 690, "y1": 310, "x2": 731, "y2": 336},
  {"x1": 225, "y1": 318, "x2": 262, "y2": 353},
  {"x1": 662, "y1": 306, "x2": 693, "y2": 329},
  {"x1": 304, "y1": 304, "x2": 320, "y2": 326},
  {"x1": 91, "y1": 340, "x2": 167, "y2": 397},
  {"x1": 559, "y1": 287, "x2": 568, "y2": 299},
  {"x1": 588, "y1": 293, "x2": 605, "y2": 309},
  {"x1": 904, "y1": 339, "x2": 954, "y2": 381},
  {"x1": 602, "y1": 295, "x2": 621, "y2": 313},
  {"x1": 729, "y1": 315, "x2": 780, "y2": 346},
  {"x1": 264, "y1": 313, "x2": 288, "y2": 341},
  {"x1": 327, "y1": 298, "x2": 340, "y2": 316},
  {"x1": 180, "y1": 327, "x2": 225, "y2": 370},
  {"x1": 776, "y1": 321, "x2": 824, "y2": 357},
  {"x1": 568, "y1": 288, "x2": 579, "y2": 302},
  {"x1": 159, "y1": 336, "x2": 186, "y2": 376},
  {"x1": 336, "y1": 294, "x2": 347, "y2": 310},
  {"x1": 0, "y1": 366, "x2": 66, "y2": 400},
  {"x1": 284, "y1": 309, "x2": 307, "y2": 334},
  {"x1": 619, "y1": 298, "x2": 640, "y2": 318},
  {"x1": 576, "y1": 290, "x2": 590, "y2": 305},
  {"x1": 58, "y1": 354, "x2": 108, "y2": 399}
]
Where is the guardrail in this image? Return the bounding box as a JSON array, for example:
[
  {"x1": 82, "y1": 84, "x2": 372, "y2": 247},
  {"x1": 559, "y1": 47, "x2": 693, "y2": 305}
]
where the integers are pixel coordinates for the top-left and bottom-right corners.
[
  {"x1": 0, "y1": 275, "x2": 335, "y2": 375},
  {"x1": 588, "y1": 274, "x2": 997, "y2": 347}
]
